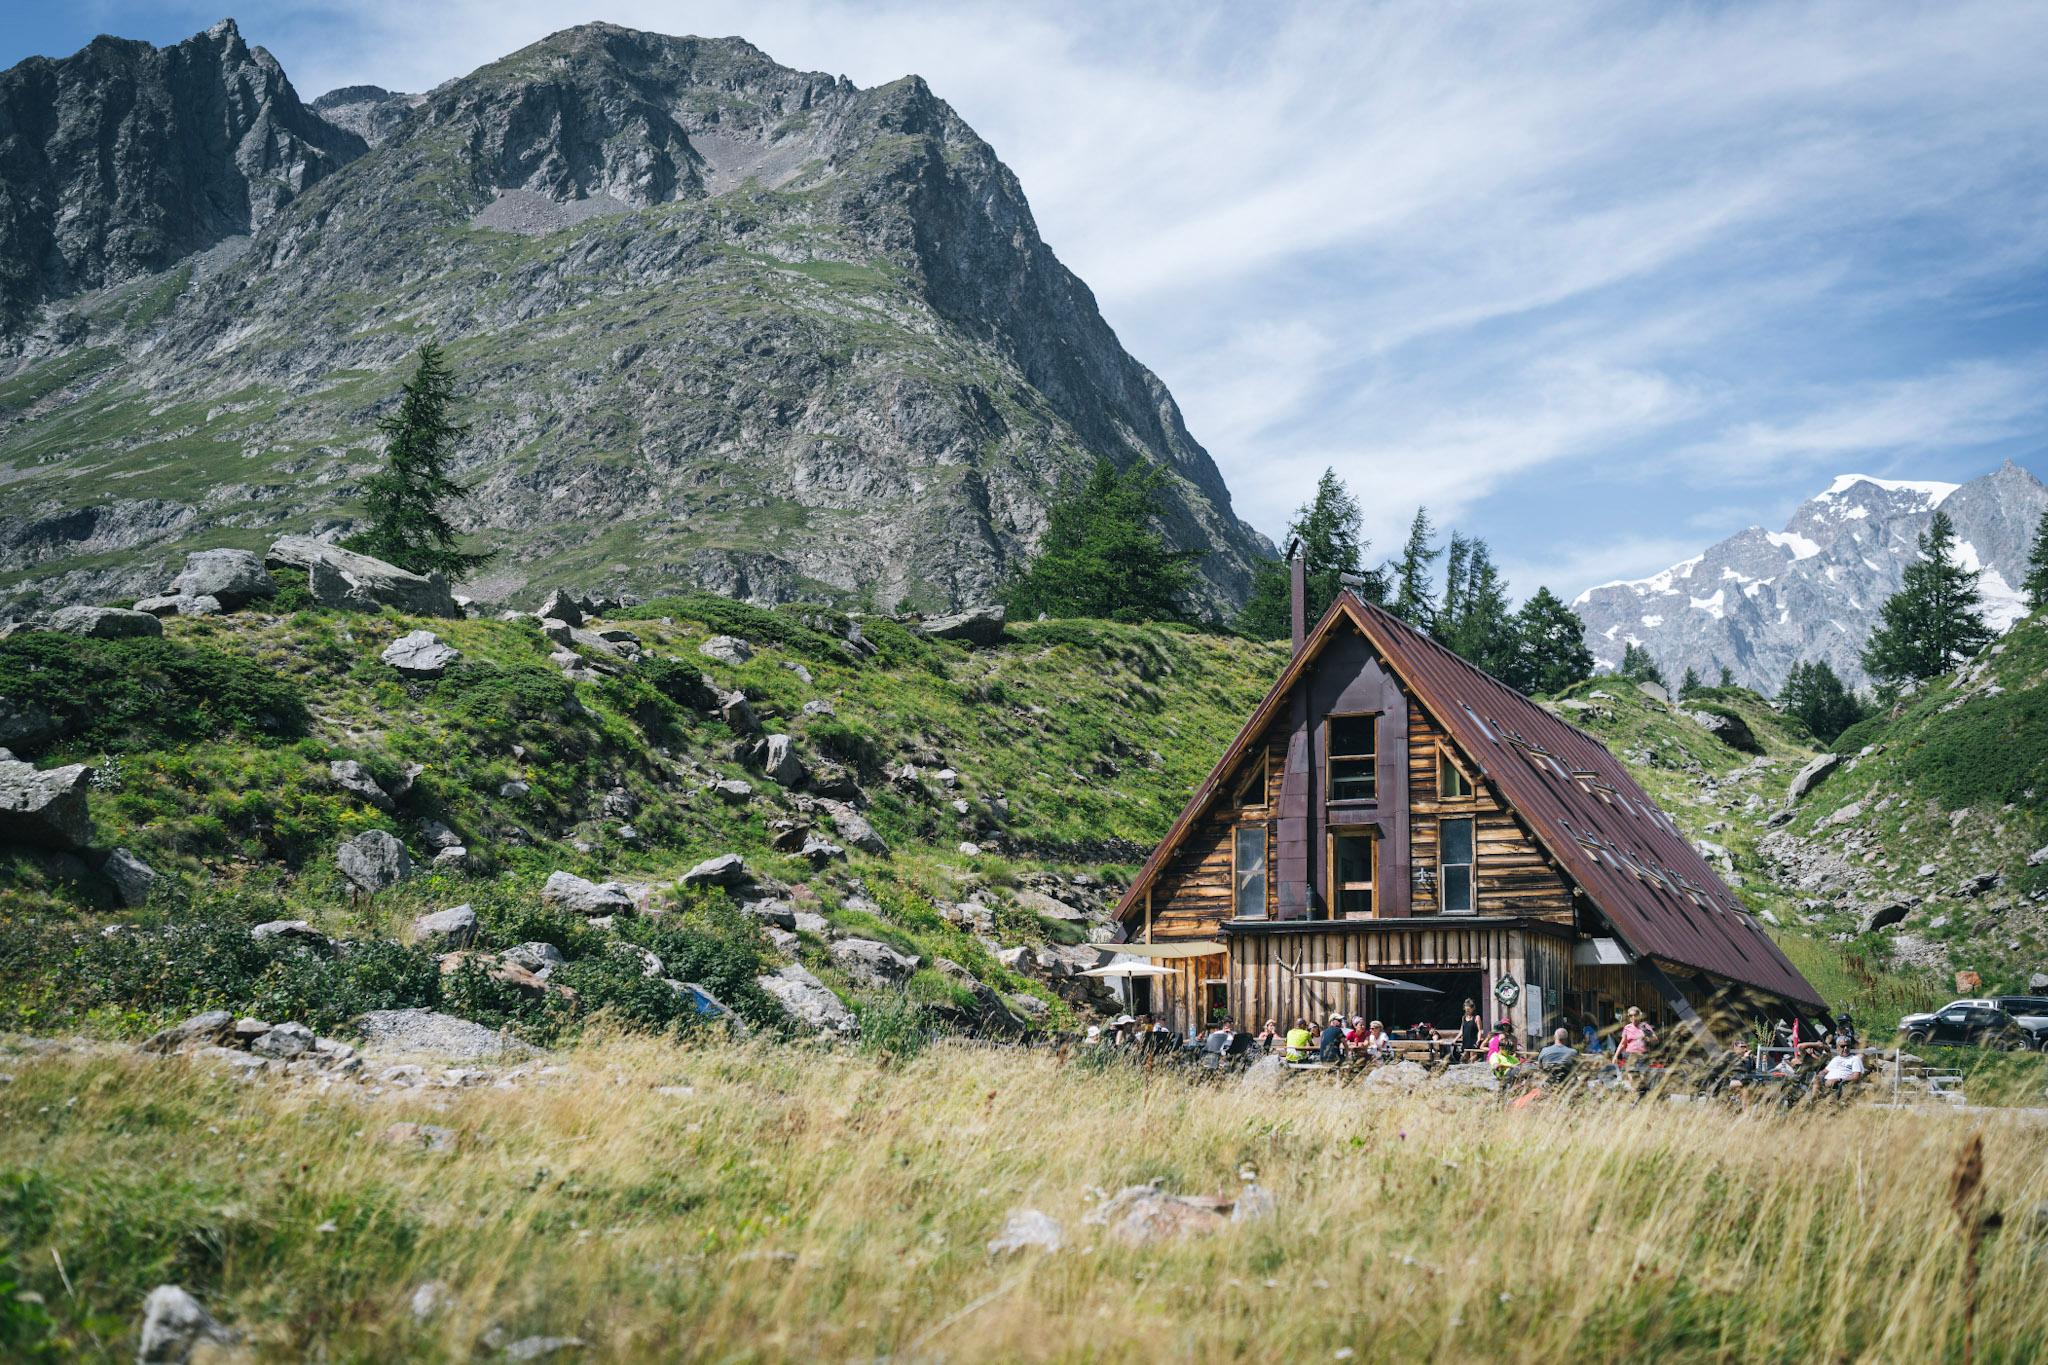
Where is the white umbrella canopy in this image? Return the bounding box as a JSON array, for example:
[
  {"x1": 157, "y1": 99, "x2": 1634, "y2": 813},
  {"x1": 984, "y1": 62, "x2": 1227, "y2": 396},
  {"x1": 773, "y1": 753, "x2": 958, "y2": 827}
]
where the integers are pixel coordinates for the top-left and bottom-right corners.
[
  {"x1": 1296, "y1": 967, "x2": 1442, "y2": 993},
  {"x1": 1080, "y1": 961, "x2": 1179, "y2": 979}
]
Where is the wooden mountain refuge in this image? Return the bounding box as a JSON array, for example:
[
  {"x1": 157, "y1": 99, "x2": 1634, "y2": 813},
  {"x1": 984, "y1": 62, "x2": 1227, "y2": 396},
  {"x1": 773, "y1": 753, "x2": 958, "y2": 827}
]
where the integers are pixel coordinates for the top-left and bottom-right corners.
[{"x1": 1110, "y1": 552, "x2": 1826, "y2": 1046}]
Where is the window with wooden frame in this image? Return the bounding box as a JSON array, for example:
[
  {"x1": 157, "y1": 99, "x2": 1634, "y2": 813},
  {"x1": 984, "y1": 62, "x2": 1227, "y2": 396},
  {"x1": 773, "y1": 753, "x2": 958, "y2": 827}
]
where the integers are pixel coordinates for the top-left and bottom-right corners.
[
  {"x1": 1437, "y1": 745, "x2": 1474, "y2": 800},
  {"x1": 1232, "y1": 751, "x2": 1270, "y2": 809},
  {"x1": 1232, "y1": 823, "x2": 1269, "y2": 921},
  {"x1": 1438, "y1": 816, "x2": 1475, "y2": 913},
  {"x1": 1330, "y1": 829, "x2": 1376, "y2": 918},
  {"x1": 1326, "y1": 713, "x2": 1377, "y2": 802}
]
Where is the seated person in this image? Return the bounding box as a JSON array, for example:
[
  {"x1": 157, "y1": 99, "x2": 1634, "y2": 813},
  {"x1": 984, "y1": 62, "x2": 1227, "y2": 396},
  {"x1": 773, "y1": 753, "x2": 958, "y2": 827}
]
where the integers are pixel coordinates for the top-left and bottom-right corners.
[
  {"x1": 1284, "y1": 1018, "x2": 1314, "y2": 1061},
  {"x1": 1255, "y1": 1019, "x2": 1281, "y2": 1053},
  {"x1": 1820, "y1": 1040, "x2": 1866, "y2": 1093},
  {"x1": 1363, "y1": 1020, "x2": 1396, "y2": 1061},
  {"x1": 1201, "y1": 1020, "x2": 1236, "y2": 1069},
  {"x1": 1536, "y1": 1027, "x2": 1577, "y2": 1070},
  {"x1": 1485, "y1": 1021, "x2": 1519, "y2": 1074},
  {"x1": 1343, "y1": 1016, "x2": 1369, "y2": 1052},
  {"x1": 1317, "y1": 1014, "x2": 1347, "y2": 1063}
]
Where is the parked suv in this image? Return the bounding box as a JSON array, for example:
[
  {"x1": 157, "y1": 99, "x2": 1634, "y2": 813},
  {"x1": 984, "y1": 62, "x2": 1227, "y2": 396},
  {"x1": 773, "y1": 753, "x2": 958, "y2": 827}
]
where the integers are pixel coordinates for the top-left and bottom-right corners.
[
  {"x1": 1896, "y1": 1000, "x2": 2024, "y2": 1050},
  {"x1": 1990, "y1": 996, "x2": 2048, "y2": 1051}
]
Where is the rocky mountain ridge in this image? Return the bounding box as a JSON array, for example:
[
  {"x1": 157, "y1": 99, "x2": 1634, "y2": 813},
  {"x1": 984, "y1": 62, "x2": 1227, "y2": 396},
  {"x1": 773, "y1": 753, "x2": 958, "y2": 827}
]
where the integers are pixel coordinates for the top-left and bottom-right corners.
[
  {"x1": 1574, "y1": 461, "x2": 2047, "y2": 693},
  {"x1": 0, "y1": 21, "x2": 1269, "y2": 618}
]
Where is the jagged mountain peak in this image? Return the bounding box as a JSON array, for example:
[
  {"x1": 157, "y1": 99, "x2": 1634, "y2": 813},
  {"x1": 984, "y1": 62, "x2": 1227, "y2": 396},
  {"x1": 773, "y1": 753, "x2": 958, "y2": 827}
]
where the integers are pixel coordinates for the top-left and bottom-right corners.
[
  {"x1": 1574, "y1": 463, "x2": 2048, "y2": 693},
  {"x1": 0, "y1": 19, "x2": 1266, "y2": 621}
]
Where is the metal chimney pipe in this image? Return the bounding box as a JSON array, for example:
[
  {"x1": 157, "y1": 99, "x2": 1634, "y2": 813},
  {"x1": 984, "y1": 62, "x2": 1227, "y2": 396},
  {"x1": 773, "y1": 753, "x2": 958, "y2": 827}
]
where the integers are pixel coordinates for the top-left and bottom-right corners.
[{"x1": 1287, "y1": 537, "x2": 1306, "y2": 655}]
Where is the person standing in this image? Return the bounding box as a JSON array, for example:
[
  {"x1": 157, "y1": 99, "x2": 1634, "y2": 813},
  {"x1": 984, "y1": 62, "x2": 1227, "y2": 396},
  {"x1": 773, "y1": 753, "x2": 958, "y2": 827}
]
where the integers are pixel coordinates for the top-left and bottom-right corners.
[
  {"x1": 1455, "y1": 1000, "x2": 1482, "y2": 1063},
  {"x1": 1616, "y1": 1006, "x2": 1655, "y2": 1088}
]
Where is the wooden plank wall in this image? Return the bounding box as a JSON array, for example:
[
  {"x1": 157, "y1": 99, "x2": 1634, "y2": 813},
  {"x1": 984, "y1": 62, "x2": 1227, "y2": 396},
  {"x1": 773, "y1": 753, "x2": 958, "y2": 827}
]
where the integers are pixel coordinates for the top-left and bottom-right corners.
[
  {"x1": 1229, "y1": 926, "x2": 1532, "y2": 1035},
  {"x1": 1407, "y1": 699, "x2": 1574, "y2": 922},
  {"x1": 1147, "y1": 720, "x2": 1288, "y2": 939}
]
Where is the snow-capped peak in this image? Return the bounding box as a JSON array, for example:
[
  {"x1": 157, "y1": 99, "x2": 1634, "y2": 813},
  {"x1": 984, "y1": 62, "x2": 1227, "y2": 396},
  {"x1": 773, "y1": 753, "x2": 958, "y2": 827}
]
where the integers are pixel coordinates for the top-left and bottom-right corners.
[{"x1": 1819, "y1": 473, "x2": 1960, "y2": 506}]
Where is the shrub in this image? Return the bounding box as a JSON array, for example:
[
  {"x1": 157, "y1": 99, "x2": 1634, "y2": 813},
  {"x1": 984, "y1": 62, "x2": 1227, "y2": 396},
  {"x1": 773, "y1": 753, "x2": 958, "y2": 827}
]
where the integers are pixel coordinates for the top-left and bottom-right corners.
[
  {"x1": 268, "y1": 566, "x2": 316, "y2": 612},
  {"x1": 805, "y1": 717, "x2": 886, "y2": 771},
  {"x1": 618, "y1": 593, "x2": 840, "y2": 656},
  {"x1": 249, "y1": 940, "x2": 441, "y2": 1033},
  {"x1": 633, "y1": 655, "x2": 718, "y2": 710},
  {"x1": 0, "y1": 634, "x2": 309, "y2": 756}
]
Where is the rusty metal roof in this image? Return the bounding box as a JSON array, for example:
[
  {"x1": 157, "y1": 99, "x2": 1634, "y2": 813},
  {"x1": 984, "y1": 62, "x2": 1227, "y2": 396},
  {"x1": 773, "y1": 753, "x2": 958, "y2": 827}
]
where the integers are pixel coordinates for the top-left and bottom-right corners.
[
  {"x1": 1112, "y1": 592, "x2": 1824, "y2": 1011},
  {"x1": 1344, "y1": 595, "x2": 1824, "y2": 1010}
]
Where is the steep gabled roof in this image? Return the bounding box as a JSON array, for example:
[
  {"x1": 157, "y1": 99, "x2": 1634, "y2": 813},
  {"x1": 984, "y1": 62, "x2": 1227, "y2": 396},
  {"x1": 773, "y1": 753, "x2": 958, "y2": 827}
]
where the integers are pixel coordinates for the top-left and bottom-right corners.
[{"x1": 1115, "y1": 592, "x2": 1825, "y2": 1011}]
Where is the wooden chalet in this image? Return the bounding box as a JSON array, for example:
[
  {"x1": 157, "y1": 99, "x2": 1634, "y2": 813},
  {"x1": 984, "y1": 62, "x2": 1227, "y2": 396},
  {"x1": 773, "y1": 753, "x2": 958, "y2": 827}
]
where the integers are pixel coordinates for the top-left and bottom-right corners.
[{"x1": 1110, "y1": 559, "x2": 1827, "y2": 1046}]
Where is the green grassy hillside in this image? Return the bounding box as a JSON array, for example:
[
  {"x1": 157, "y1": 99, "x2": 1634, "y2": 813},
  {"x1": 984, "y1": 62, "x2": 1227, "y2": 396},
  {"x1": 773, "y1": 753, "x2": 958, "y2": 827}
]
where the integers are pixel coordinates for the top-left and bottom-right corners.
[{"x1": 0, "y1": 594, "x2": 1282, "y2": 1038}]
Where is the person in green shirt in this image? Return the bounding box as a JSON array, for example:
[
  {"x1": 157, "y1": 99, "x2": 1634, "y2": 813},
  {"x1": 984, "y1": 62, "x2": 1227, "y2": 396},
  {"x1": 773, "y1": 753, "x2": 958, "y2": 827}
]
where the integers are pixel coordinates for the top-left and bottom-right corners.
[{"x1": 1284, "y1": 1018, "x2": 1314, "y2": 1061}]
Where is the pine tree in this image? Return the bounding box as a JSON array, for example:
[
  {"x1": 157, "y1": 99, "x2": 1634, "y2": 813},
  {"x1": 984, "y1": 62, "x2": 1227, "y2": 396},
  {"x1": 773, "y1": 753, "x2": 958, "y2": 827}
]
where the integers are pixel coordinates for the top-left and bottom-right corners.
[
  {"x1": 1442, "y1": 539, "x2": 1515, "y2": 677},
  {"x1": 1438, "y1": 531, "x2": 1472, "y2": 639},
  {"x1": 1678, "y1": 665, "x2": 1703, "y2": 698},
  {"x1": 1237, "y1": 469, "x2": 1381, "y2": 637},
  {"x1": 1779, "y1": 659, "x2": 1869, "y2": 744},
  {"x1": 1619, "y1": 642, "x2": 1667, "y2": 689},
  {"x1": 1003, "y1": 459, "x2": 1201, "y2": 622},
  {"x1": 1507, "y1": 587, "x2": 1596, "y2": 696},
  {"x1": 1718, "y1": 664, "x2": 1734, "y2": 688},
  {"x1": 1388, "y1": 507, "x2": 1441, "y2": 629},
  {"x1": 341, "y1": 343, "x2": 494, "y2": 578},
  {"x1": 2024, "y1": 507, "x2": 2048, "y2": 612},
  {"x1": 1861, "y1": 510, "x2": 1993, "y2": 683}
]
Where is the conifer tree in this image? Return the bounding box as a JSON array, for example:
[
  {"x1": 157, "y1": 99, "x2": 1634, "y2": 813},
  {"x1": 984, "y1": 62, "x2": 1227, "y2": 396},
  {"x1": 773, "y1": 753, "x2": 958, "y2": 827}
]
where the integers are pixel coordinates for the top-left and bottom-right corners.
[
  {"x1": 1679, "y1": 665, "x2": 1703, "y2": 698},
  {"x1": 1619, "y1": 641, "x2": 1667, "y2": 689},
  {"x1": 1237, "y1": 469, "x2": 1381, "y2": 637},
  {"x1": 1438, "y1": 530, "x2": 1472, "y2": 638},
  {"x1": 1004, "y1": 459, "x2": 1201, "y2": 622},
  {"x1": 342, "y1": 342, "x2": 494, "y2": 578},
  {"x1": 1441, "y1": 539, "x2": 1514, "y2": 676},
  {"x1": 1507, "y1": 587, "x2": 1596, "y2": 695},
  {"x1": 1779, "y1": 659, "x2": 1869, "y2": 744},
  {"x1": 1860, "y1": 510, "x2": 1993, "y2": 683},
  {"x1": 1389, "y1": 506, "x2": 1441, "y2": 629},
  {"x1": 2024, "y1": 507, "x2": 2048, "y2": 612},
  {"x1": 1719, "y1": 664, "x2": 1734, "y2": 688}
]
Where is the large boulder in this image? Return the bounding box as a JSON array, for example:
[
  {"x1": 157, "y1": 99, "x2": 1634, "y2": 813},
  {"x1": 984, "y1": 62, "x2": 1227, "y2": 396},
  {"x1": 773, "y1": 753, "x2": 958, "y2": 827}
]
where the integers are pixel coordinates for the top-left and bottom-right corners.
[
  {"x1": 0, "y1": 697, "x2": 59, "y2": 751},
  {"x1": 412, "y1": 904, "x2": 478, "y2": 949},
  {"x1": 266, "y1": 536, "x2": 459, "y2": 618},
  {"x1": 698, "y1": 635, "x2": 753, "y2": 666},
  {"x1": 540, "y1": 871, "x2": 635, "y2": 915},
  {"x1": 1683, "y1": 707, "x2": 1760, "y2": 754},
  {"x1": 47, "y1": 605, "x2": 161, "y2": 639},
  {"x1": 828, "y1": 936, "x2": 919, "y2": 986},
  {"x1": 168, "y1": 548, "x2": 274, "y2": 608},
  {"x1": 755, "y1": 963, "x2": 856, "y2": 1036},
  {"x1": 352, "y1": 1008, "x2": 529, "y2": 1059},
  {"x1": 914, "y1": 604, "x2": 1005, "y2": 646},
  {"x1": 1786, "y1": 752, "x2": 1843, "y2": 805},
  {"x1": 681, "y1": 853, "x2": 747, "y2": 888},
  {"x1": 817, "y1": 799, "x2": 887, "y2": 855},
  {"x1": 337, "y1": 829, "x2": 411, "y2": 893},
  {"x1": 102, "y1": 846, "x2": 158, "y2": 906},
  {"x1": 762, "y1": 734, "x2": 807, "y2": 788},
  {"x1": 137, "y1": 1284, "x2": 237, "y2": 1363},
  {"x1": 381, "y1": 630, "x2": 460, "y2": 678},
  {"x1": 329, "y1": 759, "x2": 394, "y2": 812},
  {"x1": 534, "y1": 588, "x2": 589, "y2": 626},
  {"x1": 0, "y1": 759, "x2": 92, "y2": 849},
  {"x1": 141, "y1": 1009, "x2": 234, "y2": 1054}
]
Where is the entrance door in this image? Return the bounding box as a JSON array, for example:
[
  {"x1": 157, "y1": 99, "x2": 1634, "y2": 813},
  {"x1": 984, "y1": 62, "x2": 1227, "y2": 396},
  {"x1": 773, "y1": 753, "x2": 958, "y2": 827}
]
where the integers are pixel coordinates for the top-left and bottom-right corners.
[{"x1": 1374, "y1": 969, "x2": 1483, "y2": 1033}]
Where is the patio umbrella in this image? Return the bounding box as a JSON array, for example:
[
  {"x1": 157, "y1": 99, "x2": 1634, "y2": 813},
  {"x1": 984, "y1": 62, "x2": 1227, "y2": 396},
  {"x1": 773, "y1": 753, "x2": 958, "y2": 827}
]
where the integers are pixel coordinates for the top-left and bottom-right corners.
[
  {"x1": 1295, "y1": 967, "x2": 1441, "y2": 993},
  {"x1": 1080, "y1": 961, "x2": 1180, "y2": 979}
]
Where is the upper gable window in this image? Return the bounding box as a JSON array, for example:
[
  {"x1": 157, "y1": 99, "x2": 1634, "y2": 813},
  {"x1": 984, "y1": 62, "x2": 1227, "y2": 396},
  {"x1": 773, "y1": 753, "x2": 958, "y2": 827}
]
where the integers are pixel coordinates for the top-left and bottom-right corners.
[
  {"x1": 1232, "y1": 752, "x2": 1269, "y2": 809},
  {"x1": 1326, "y1": 713, "x2": 1377, "y2": 802},
  {"x1": 1438, "y1": 747, "x2": 1472, "y2": 800}
]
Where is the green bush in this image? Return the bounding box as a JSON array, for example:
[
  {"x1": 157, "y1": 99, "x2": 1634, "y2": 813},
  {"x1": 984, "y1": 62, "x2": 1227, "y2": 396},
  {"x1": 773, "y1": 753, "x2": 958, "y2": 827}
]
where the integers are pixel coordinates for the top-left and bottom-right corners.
[
  {"x1": 250, "y1": 940, "x2": 440, "y2": 1033},
  {"x1": 632, "y1": 655, "x2": 718, "y2": 710},
  {"x1": 806, "y1": 717, "x2": 886, "y2": 771},
  {"x1": 0, "y1": 634, "x2": 309, "y2": 756},
  {"x1": 268, "y1": 566, "x2": 316, "y2": 612},
  {"x1": 1831, "y1": 714, "x2": 1888, "y2": 755},
  {"x1": 41, "y1": 903, "x2": 277, "y2": 1022}
]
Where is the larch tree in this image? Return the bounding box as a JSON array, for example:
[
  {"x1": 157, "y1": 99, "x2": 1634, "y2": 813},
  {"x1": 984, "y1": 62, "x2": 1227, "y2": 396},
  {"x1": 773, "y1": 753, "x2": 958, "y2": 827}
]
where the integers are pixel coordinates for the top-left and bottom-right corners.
[
  {"x1": 1779, "y1": 660, "x2": 1869, "y2": 745},
  {"x1": 1388, "y1": 506, "x2": 1441, "y2": 630},
  {"x1": 341, "y1": 342, "x2": 495, "y2": 578},
  {"x1": 1237, "y1": 468, "x2": 1381, "y2": 638}
]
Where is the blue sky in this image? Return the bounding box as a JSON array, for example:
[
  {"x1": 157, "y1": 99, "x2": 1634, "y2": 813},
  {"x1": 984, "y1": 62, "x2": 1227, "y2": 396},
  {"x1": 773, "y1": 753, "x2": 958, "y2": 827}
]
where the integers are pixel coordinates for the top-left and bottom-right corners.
[{"x1": 10, "y1": 1, "x2": 2048, "y2": 599}]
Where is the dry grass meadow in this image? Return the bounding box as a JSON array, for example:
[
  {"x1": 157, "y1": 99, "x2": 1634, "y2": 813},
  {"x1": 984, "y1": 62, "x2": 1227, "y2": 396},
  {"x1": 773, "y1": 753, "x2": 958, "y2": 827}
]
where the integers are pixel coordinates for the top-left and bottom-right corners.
[{"x1": 4, "y1": 1035, "x2": 2046, "y2": 1362}]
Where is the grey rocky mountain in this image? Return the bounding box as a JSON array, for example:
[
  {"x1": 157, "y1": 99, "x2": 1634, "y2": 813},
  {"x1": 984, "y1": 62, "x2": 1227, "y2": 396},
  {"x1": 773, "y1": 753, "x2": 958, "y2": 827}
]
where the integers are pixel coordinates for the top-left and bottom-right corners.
[
  {"x1": 307, "y1": 85, "x2": 424, "y2": 146},
  {"x1": 0, "y1": 21, "x2": 1270, "y2": 618},
  {"x1": 0, "y1": 19, "x2": 366, "y2": 328},
  {"x1": 1574, "y1": 461, "x2": 2047, "y2": 693}
]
